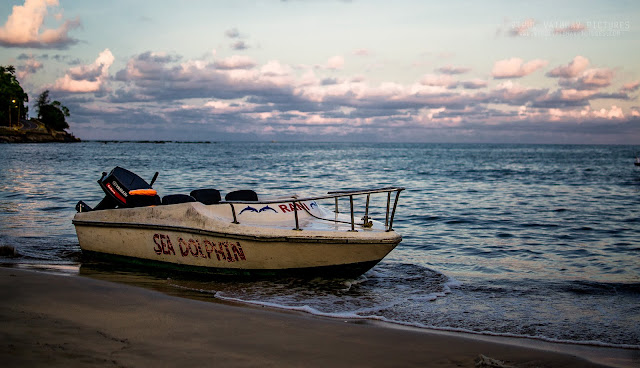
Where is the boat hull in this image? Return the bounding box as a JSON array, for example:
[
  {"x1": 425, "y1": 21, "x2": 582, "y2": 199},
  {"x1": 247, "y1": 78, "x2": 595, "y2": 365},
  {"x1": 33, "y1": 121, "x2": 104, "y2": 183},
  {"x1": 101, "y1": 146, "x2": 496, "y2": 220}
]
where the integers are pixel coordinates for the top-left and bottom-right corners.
[{"x1": 73, "y1": 202, "x2": 401, "y2": 278}]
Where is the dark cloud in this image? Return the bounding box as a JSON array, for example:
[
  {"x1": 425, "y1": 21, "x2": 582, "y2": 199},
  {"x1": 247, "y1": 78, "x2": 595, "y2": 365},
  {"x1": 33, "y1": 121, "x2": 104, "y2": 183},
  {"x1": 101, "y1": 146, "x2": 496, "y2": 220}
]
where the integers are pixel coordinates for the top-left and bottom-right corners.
[
  {"x1": 231, "y1": 40, "x2": 249, "y2": 50},
  {"x1": 436, "y1": 65, "x2": 471, "y2": 75}
]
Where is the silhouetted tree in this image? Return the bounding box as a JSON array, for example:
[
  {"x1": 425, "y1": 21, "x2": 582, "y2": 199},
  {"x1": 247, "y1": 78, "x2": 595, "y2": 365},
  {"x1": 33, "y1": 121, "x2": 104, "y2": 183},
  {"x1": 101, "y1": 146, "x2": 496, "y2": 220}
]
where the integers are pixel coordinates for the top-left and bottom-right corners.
[
  {"x1": 0, "y1": 65, "x2": 29, "y2": 127},
  {"x1": 36, "y1": 90, "x2": 70, "y2": 131}
]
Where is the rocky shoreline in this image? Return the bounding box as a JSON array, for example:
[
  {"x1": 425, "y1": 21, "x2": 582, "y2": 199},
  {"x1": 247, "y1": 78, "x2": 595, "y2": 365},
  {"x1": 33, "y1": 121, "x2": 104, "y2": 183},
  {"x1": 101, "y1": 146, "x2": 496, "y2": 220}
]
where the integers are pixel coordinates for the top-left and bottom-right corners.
[{"x1": 0, "y1": 120, "x2": 80, "y2": 143}]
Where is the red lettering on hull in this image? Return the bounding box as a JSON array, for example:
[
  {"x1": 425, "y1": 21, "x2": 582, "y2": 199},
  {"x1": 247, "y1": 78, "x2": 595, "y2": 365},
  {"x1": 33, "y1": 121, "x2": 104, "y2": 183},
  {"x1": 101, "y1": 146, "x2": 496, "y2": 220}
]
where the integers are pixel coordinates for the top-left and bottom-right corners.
[
  {"x1": 279, "y1": 202, "x2": 310, "y2": 213},
  {"x1": 154, "y1": 234, "x2": 246, "y2": 262},
  {"x1": 153, "y1": 234, "x2": 176, "y2": 255}
]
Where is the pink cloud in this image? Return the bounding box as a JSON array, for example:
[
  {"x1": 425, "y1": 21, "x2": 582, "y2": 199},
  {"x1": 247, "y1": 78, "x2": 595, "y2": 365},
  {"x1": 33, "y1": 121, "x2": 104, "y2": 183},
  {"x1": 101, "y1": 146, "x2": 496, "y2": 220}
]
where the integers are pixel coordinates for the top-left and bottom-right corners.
[
  {"x1": 492, "y1": 58, "x2": 548, "y2": 79},
  {"x1": 0, "y1": 0, "x2": 80, "y2": 49},
  {"x1": 559, "y1": 68, "x2": 615, "y2": 90},
  {"x1": 547, "y1": 105, "x2": 625, "y2": 121},
  {"x1": 52, "y1": 49, "x2": 114, "y2": 93},
  {"x1": 86, "y1": 50, "x2": 638, "y2": 143},
  {"x1": 214, "y1": 55, "x2": 256, "y2": 70},
  {"x1": 547, "y1": 56, "x2": 590, "y2": 78},
  {"x1": 420, "y1": 74, "x2": 458, "y2": 88},
  {"x1": 489, "y1": 80, "x2": 548, "y2": 104},
  {"x1": 326, "y1": 56, "x2": 345, "y2": 70},
  {"x1": 16, "y1": 56, "x2": 43, "y2": 79},
  {"x1": 578, "y1": 68, "x2": 614, "y2": 88},
  {"x1": 621, "y1": 81, "x2": 640, "y2": 92}
]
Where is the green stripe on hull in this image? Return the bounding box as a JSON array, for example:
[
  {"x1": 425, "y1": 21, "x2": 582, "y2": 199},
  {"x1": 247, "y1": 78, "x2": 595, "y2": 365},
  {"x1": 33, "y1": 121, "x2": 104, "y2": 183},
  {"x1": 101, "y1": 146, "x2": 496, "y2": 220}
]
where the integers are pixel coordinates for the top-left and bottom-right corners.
[{"x1": 81, "y1": 250, "x2": 381, "y2": 279}]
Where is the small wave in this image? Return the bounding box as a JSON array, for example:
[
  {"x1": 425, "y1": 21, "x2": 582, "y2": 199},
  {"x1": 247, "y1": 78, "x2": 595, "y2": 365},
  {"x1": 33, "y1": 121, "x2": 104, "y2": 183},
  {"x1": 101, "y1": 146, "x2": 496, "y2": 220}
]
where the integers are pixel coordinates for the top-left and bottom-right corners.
[
  {"x1": 40, "y1": 206, "x2": 69, "y2": 212},
  {"x1": 521, "y1": 223, "x2": 560, "y2": 228},
  {"x1": 213, "y1": 290, "x2": 640, "y2": 351},
  {"x1": 444, "y1": 219, "x2": 473, "y2": 225}
]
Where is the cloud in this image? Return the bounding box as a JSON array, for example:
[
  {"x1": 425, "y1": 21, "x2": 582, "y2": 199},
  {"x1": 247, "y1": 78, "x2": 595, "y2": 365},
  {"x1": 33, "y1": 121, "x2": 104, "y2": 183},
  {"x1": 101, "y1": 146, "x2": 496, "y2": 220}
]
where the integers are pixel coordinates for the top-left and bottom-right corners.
[
  {"x1": 315, "y1": 56, "x2": 345, "y2": 70},
  {"x1": 559, "y1": 68, "x2": 614, "y2": 90},
  {"x1": 492, "y1": 58, "x2": 548, "y2": 79},
  {"x1": 436, "y1": 65, "x2": 471, "y2": 75},
  {"x1": 486, "y1": 80, "x2": 548, "y2": 105},
  {"x1": 231, "y1": 40, "x2": 249, "y2": 50},
  {"x1": 553, "y1": 22, "x2": 587, "y2": 35},
  {"x1": 621, "y1": 81, "x2": 640, "y2": 92},
  {"x1": 460, "y1": 79, "x2": 487, "y2": 89},
  {"x1": 547, "y1": 56, "x2": 590, "y2": 78},
  {"x1": 532, "y1": 88, "x2": 597, "y2": 108},
  {"x1": 326, "y1": 55, "x2": 345, "y2": 70},
  {"x1": 66, "y1": 49, "x2": 638, "y2": 143},
  {"x1": 510, "y1": 18, "x2": 535, "y2": 36},
  {"x1": 225, "y1": 28, "x2": 240, "y2": 38},
  {"x1": 214, "y1": 55, "x2": 256, "y2": 70},
  {"x1": 546, "y1": 105, "x2": 625, "y2": 121},
  {"x1": 52, "y1": 48, "x2": 114, "y2": 93},
  {"x1": 0, "y1": 0, "x2": 81, "y2": 49},
  {"x1": 420, "y1": 74, "x2": 458, "y2": 88},
  {"x1": 16, "y1": 56, "x2": 43, "y2": 79}
]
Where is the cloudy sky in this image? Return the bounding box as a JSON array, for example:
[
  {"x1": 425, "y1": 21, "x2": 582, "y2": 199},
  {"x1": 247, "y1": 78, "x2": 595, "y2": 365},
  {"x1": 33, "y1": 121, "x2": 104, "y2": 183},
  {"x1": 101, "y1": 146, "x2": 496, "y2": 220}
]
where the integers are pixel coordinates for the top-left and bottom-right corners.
[{"x1": 1, "y1": 0, "x2": 639, "y2": 143}]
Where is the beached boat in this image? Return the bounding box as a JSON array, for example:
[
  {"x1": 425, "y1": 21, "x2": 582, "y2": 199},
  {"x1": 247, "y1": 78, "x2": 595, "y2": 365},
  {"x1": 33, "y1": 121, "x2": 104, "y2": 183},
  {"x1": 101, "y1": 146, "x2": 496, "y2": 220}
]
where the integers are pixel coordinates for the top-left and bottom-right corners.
[{"x1": 73, "y1": 167, "x2": 404, "y2": 277}]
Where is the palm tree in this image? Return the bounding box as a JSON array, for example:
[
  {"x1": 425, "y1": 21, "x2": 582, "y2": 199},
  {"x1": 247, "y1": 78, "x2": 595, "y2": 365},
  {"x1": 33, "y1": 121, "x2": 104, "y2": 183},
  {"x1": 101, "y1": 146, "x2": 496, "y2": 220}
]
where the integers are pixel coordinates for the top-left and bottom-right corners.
[
  {"x1": 36, "y1": 90, "x2": 70, "y2": 131},
  {"x1": 0, "y1": 65, "x2": 29, "y2": 126}
]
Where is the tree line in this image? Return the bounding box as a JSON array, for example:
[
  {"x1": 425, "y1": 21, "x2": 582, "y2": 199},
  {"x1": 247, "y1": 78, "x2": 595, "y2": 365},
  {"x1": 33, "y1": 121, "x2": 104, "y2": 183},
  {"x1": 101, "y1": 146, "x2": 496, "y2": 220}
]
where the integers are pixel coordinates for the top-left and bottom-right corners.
[{"x1": 1, "y1": 65, "x2": 70, "y2": 131}]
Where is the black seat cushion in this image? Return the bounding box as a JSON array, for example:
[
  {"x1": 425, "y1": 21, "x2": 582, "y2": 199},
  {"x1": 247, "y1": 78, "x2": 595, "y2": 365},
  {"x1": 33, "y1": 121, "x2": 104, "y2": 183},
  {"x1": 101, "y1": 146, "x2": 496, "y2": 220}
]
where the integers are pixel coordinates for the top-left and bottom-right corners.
[
  {"x1": 161, "y1": 194, "x2": 196, "y2": 205},
  {"x1": 225, "y1": 190, "x2": 258, "y2": 201},
  {"x1": 190, "y1": 189, "x2": 221, "y2": 205},
  {"x1": 128, "y1": 194, "x2": 161, "y2": 207}
]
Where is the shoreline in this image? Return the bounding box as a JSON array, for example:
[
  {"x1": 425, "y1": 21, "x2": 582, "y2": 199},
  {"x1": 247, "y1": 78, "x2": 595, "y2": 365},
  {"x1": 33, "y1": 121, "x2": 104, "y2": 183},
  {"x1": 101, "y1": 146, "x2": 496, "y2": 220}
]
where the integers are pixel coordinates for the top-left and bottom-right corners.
[{"x1": 2, "y1": 266, "x2": 638, "y2": 367}]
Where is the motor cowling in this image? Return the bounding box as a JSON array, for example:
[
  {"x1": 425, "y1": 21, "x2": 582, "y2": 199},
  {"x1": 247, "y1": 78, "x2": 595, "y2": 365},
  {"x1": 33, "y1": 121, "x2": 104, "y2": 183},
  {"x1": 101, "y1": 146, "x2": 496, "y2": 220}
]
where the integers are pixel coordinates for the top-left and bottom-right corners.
[{"x1": 91, "y1": 167, "x2": 159, "y2": 210}]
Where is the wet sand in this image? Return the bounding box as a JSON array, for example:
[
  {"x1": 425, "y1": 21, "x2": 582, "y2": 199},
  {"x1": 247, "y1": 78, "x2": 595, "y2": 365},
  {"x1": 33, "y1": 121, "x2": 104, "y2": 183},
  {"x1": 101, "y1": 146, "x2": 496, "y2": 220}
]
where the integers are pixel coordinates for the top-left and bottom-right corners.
[{"x1": 0, "y1": 267, "x2": 636, "y2": 367}]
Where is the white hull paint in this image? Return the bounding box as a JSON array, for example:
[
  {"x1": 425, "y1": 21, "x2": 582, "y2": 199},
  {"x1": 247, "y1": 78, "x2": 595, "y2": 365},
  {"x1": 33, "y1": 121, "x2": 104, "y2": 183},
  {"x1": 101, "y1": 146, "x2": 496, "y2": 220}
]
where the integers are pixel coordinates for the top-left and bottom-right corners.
[{"x1": 73, "y1": 200, "x2": 401, "y2": 276}]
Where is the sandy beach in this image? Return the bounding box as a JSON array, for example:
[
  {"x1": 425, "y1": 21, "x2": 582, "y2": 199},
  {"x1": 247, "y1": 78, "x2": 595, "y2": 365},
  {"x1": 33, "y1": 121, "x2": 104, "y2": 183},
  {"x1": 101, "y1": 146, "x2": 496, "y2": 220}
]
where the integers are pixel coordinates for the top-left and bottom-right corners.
[{"x1": 0, "y1": 267, "x2": 636, "y2": 368}]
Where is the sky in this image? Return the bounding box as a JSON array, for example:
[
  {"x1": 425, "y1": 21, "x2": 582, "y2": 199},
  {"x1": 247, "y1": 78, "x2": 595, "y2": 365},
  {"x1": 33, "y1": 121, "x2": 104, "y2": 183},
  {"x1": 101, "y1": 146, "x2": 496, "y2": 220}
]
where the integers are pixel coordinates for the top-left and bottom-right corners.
[{"x1": 1, "y1": 0, "x2": 639, "y2": 143}]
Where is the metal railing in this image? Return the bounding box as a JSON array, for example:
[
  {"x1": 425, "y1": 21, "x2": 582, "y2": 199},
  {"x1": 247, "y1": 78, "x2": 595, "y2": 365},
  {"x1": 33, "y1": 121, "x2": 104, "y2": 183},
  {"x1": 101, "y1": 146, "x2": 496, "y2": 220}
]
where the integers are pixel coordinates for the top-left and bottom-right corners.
[{"x1": 221, "y1": 187, "x2": 404, "y2": 232}]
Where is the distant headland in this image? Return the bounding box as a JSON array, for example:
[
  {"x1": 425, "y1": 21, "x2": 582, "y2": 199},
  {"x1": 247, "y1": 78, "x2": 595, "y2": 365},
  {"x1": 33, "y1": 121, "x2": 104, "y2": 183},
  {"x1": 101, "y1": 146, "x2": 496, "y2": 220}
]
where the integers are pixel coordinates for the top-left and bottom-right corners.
[{"x1": 0, "y1": 118, "x2": 80, "y2": 143}]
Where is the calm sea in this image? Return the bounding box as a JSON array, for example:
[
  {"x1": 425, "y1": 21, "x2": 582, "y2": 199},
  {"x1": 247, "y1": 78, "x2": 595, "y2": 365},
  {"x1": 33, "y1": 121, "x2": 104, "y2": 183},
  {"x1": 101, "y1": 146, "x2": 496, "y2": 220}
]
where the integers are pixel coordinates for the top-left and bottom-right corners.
[{"x1": 1, "y1": 142, "x2": 639, "y2": 348}]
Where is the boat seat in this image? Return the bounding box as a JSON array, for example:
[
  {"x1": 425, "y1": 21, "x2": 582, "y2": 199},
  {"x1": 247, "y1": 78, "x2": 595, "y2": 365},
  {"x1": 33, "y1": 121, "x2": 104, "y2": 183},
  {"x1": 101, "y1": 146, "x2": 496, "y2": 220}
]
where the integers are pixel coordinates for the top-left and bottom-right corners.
[
  {"x1": 161, "y1": 194, "x2": 196, "y2": 205},
  {"x1": 225, "y1": 190, "x2": 258, "y2": 201},
  {"x1": 190, "y1": 189, "x2": 221, "y2": 205},
  {"x1": 128, "y1": 194, "x2": 161, "y2": 207}
]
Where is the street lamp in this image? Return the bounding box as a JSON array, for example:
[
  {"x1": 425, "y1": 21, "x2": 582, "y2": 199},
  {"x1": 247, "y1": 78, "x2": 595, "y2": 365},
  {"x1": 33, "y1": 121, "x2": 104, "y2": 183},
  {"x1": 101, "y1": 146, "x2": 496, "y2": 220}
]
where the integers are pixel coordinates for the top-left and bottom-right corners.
[
  {"x1": 9, "y1": 99, "x2": 14, "y2": 128},
  {"x1": 9, "y1": 99, "x2": 20, "y2": 129}
]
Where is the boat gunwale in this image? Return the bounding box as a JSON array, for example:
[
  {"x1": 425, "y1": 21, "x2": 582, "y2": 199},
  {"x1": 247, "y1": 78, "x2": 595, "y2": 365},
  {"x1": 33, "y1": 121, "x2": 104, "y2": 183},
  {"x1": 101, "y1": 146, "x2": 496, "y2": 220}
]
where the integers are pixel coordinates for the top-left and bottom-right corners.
[
  {"x1": 72, "y1": 219, "x2": 402, "y2": 245},
  {"x1": 219, "y1": 186, "x2": 405, "y2": 205}
]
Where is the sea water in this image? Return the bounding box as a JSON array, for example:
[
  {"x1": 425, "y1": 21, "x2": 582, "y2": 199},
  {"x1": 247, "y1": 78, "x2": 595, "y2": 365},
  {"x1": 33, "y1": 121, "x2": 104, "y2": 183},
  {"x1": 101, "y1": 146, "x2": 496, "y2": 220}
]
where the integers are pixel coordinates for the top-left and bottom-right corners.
[{"x1": 0, "y1": 142, "x2": 639, "y2": 348}]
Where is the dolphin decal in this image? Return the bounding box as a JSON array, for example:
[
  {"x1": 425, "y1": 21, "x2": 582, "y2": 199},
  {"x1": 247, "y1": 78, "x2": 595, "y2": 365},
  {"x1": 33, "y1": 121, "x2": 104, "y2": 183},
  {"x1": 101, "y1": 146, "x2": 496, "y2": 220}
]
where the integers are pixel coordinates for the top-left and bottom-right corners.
[
  {"x1": 309, "y1": 201, "x2": 318, "y2": 209},
  {"x1": 259, "y1": 205, "x2": 277, "y2": 213},
  {"x1": 239, "y1": 206, "x2": 259, "y2": 215}
]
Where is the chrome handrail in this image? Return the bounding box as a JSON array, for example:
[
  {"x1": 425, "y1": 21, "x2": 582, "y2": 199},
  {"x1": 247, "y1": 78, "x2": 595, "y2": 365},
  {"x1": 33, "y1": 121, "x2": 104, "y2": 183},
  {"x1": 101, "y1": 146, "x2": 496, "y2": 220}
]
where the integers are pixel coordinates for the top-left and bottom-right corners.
[{"x1": 221, "y1": 187, "x2": 404, "y2": 232}]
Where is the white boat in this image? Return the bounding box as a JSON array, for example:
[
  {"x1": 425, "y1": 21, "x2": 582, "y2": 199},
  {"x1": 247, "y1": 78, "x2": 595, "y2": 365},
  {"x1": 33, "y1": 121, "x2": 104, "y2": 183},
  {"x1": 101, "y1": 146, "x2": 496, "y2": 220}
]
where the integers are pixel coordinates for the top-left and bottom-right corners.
[{"x1": 73, "y1": 167, "x2": 404, "y2": 277}]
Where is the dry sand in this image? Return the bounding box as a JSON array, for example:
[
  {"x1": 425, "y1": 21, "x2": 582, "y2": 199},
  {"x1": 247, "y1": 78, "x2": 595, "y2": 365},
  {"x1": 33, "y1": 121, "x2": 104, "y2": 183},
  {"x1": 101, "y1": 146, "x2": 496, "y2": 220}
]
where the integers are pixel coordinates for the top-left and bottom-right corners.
[{"x1": 0, "y1": 267, "x2": 637, "y2": 367}]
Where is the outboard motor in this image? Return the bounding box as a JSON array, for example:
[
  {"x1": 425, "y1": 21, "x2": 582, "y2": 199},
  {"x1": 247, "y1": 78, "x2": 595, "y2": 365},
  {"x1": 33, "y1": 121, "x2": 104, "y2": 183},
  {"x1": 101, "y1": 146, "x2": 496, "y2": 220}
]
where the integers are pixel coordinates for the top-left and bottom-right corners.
[{"x1": 76, "y1": 167, "x2": 160, "y2": 212}]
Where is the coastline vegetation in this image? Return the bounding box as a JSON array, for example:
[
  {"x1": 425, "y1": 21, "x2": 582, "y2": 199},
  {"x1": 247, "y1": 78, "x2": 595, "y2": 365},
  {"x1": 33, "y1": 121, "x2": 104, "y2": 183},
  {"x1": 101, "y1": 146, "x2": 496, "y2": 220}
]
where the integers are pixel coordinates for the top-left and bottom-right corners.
[{"x1": 0, "y1": 65, "x2": 79, "y2": 142}]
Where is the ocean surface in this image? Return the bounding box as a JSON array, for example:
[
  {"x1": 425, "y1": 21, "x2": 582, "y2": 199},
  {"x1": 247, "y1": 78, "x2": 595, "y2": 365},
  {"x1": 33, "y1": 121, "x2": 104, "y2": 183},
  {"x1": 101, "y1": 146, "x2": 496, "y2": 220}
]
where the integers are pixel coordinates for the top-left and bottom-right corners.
[{"x1": 1, "y1": 142, "x2": 639, "y2": 349}]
